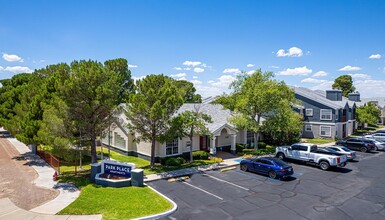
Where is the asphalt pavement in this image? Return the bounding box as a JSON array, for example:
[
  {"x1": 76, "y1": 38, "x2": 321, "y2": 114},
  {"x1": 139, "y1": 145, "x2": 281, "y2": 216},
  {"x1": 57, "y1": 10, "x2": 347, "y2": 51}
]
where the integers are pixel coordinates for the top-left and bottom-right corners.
[{"x1": 148, "y1": 151, "x2": 385, "y2": 220}]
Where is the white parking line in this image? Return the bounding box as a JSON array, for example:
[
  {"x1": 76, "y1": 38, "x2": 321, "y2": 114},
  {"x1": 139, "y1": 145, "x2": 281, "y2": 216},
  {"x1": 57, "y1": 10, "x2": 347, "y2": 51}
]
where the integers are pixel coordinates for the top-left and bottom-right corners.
[
  {"x1": 202, "y1": 174, "x2": 249, "y2": 191},
  {"x1": 181, "y1": 181, "x2": 223, "y2": 200}
]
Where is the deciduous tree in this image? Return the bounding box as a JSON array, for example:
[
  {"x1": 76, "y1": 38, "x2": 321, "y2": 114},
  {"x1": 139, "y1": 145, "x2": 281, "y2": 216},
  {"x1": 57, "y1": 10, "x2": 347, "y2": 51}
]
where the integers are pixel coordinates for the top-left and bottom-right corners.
[
  {"x1": 357, "y1": 102, "x2": 381, "y2": 127},
  {"x1": 216, "y1": 69, "x2": 297, "y2": 149},
  {"x1": 126, "y1": 75, "x2": 184, "y2": 168},
  {"x1": 332, "y1": 75, "x2": 355, "y2": 97},
  {"x1": 170, "y1": 105, "x2": 212, "y2": 162}
]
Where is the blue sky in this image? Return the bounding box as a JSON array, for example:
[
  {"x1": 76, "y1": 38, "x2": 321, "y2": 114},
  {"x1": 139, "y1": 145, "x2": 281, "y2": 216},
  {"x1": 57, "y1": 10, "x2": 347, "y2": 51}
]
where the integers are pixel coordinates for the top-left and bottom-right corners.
[{"x1": 1, "y1": 0, "x2": 385, "y2": 98}]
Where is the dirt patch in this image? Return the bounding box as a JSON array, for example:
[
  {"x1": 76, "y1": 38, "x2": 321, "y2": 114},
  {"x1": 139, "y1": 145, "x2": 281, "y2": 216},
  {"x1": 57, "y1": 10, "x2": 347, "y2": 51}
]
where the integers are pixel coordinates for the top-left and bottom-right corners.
[{"x1": 0, "y1": 135, "x2": 59, "y2": 210}]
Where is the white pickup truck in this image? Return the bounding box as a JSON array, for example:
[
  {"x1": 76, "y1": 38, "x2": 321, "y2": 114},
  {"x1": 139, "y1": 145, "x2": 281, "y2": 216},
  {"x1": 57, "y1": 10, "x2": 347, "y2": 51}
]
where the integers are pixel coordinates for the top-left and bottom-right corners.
[{"x1": 275, "y1": 143, "x2": 347, "y2": 170}]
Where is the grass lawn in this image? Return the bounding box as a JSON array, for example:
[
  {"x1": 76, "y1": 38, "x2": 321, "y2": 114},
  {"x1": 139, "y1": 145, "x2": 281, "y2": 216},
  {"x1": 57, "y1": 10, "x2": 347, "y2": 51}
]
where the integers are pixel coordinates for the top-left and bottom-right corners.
[
  {"x1": 301, "y1": 138, "x2": 334, "y2": 144},
  {"x1": 59, "y1": 185, "x2": 173, "y2": 220}
]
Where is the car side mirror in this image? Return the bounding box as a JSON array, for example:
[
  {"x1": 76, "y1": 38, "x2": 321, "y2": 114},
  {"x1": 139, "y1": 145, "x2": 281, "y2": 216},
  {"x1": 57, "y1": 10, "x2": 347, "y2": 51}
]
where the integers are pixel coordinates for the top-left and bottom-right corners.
[{"x1": 288, "y1": 147, "x2": 292, "y2": 150}]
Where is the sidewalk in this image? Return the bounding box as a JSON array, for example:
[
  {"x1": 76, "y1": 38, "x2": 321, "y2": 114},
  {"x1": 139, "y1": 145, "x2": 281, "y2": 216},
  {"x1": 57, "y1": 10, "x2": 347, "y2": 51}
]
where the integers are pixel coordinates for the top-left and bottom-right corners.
[
  {"x1": 144, "y1": 156, "x2": 242, "y2": 182},
  {"x1": 0, "y1": 128, "x2": 101, "y2": 220}
]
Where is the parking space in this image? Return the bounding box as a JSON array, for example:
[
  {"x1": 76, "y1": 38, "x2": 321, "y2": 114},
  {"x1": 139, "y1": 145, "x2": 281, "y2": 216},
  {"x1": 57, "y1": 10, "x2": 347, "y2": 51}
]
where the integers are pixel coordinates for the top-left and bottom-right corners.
[{"x1": 148, "y1": 151, "x2": 385, "y2": 220}]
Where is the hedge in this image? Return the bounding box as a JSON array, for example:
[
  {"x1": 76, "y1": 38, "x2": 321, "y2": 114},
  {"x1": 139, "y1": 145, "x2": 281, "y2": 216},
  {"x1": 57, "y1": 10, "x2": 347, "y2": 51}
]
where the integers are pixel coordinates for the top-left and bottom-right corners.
[{"x1": 192, "y1": 151, "x2": 209, "y2": 160}]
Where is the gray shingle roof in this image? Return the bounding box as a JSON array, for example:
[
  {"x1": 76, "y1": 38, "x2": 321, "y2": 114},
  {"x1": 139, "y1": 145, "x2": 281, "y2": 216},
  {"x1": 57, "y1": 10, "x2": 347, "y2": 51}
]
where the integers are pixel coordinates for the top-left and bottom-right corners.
[
  {"x1": 290, "y1": 86, "x2": 343, "y2": 109},
  {"x1": 176, "y1": 103, "x2": 235, "y2": 133}
]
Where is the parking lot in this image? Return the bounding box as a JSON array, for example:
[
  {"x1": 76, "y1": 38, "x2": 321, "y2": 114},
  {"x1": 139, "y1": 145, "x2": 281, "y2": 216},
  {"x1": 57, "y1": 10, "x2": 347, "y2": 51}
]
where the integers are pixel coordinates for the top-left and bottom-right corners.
[{"x1": 148, "y1": 151, "x2": 385, "y2": 220}]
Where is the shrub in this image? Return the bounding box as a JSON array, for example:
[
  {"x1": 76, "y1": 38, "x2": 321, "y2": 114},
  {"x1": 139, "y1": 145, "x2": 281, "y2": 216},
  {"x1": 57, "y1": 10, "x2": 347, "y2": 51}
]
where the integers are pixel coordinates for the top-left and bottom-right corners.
[
  {"x1": 242, "y1": 146, "x2": 276, "y2": 156},
  {"x1": 258, "y1": 142, "x2": 267, "y2": 149},
  {"x1": 236, "y1": 144, "x2": 247, "y2": 153},
  {"x1": 211, "y1": 157, "x2": 223, "y2": 163},
  {"x1": 165, "y1": 157, "x2": 185, "y2": 166},
  {"x1": 192, "y1": 151, "x2": 209, "y2": 160}
]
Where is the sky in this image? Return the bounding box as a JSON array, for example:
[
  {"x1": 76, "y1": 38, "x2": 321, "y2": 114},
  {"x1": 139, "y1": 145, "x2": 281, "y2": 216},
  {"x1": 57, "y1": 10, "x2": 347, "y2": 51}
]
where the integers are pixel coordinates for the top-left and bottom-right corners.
[{"x1": 1, "y1": 0, "x2": 385, "y2": 98}]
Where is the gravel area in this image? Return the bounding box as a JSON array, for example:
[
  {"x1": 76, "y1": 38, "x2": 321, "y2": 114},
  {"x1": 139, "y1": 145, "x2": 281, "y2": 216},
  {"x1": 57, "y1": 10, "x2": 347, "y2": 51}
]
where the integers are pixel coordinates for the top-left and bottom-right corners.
[{"x1": 0, "y1": 132, "x2": 59, "y2": 210}]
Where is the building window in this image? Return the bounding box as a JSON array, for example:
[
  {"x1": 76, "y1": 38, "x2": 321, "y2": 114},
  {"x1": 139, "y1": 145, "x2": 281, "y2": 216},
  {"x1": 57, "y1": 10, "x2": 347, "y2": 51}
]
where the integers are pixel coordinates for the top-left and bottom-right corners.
[
  {"x1": 305, "y1": 125, "x2": 312, "y2": 132},
  {"x1": 247, "y1": 131, "x2": 255, "y2": 147},
  {"x1": 305, "y1": 109, "x2": 313, "y2": 116},
  {"x1": 166, "y1": 139, "x2": 179, "y2": 156},
  {"x1": 320, "y1": 109, "x2": 332, "y2": 120},
  {"x1": 320, "y1": 126, "x2": 332, "y2": 137}
]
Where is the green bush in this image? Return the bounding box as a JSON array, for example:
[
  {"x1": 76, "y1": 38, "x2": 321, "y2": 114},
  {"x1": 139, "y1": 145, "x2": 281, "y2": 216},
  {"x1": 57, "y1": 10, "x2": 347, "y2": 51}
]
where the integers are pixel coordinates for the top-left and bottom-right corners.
[
  {"x1": 165, "y1": 157, "x2": 185, "y2": 166},
  {"x1": 258, "y1": 142, "x2": 267, "y2": 149},
  {"x1": 242, "y1": 146, "x2": 276, "y2": 156},
  {"x1": 192, "y1": 151, "x2": 209, "y2": 160},
  {"x1": 236, "y1": 144, "x2": 247, "y2": 153}
]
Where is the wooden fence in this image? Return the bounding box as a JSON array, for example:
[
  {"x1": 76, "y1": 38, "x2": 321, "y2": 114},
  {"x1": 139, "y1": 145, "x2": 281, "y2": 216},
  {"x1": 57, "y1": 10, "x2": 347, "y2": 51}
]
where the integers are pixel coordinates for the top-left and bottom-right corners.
[{"x1": 37, "y1": 150, "x2": 60, "y2": 174}]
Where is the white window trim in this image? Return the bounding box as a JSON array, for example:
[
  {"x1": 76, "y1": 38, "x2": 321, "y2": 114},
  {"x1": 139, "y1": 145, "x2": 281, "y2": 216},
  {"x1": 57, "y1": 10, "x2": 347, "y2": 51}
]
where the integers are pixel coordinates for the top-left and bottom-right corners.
[
  {"x1": 305, "y1": 109, "x2": 313, "y2": 116},
  {"x1": 320, "y1": 126, "x2": 332, "y2": 137},
  {"x1": 305, "y1": 124, "x2": 312, "y2": 132},
  {"x1": 165, "y1": 139, "x2": 180, "y2": 156},
  {"x1": 320, "y1": 109, "x2": 333, "y2": 121}
]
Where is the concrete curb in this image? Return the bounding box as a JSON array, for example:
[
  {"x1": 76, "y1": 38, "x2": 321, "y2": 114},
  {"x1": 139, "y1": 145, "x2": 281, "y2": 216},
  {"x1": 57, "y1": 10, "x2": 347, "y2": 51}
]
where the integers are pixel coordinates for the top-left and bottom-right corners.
[
  {"x1": 144, "y1": 162, "x2": 240, "y2": 183},
  {"x1": 132, "y1": 184, "x2": 178, "y2": 220}
]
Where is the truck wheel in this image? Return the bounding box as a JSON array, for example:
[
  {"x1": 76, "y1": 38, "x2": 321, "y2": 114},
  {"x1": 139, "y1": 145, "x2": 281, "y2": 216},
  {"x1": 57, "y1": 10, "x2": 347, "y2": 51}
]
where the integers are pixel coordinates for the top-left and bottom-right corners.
[
  {"x1": 276, "y1": 153, "x2": 285, "y2": 160},
  {"x1": 319, "y1": 161, "x2": 330, "y2": 171},
  {"x1": 241, "y1": 164, "x2": 248, "y2": 171},
  {"x1": 268, "y1": 170, "x2": 277, "y2": 179},
  {"x1": 360, "y1": 147, "x2": 368, "y2": 153}
]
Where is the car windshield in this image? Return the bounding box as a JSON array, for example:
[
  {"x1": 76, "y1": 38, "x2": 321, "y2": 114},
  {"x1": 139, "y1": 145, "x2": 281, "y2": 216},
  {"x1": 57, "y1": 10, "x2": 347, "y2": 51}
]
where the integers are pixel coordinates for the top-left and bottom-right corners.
[
  {"x1": 272, "y1": 159, "x2": 287, "y2": 167},
  {"x1": 341, "y1": 147, "x2": 351, "y2": 152}
]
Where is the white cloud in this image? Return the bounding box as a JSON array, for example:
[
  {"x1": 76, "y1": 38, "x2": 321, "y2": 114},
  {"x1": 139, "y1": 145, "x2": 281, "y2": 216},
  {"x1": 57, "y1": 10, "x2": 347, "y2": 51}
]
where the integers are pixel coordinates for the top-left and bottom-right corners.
[
  {"x1": 349, "y1": 73, "x2": 371, "y2": 80},
  {"x1": 128, "y1": 64, "x2": 138, "y2": 68},
  {"x1": 301, "y1": 78, "x2": 327, "y2": 83},
  {"x1": 369, "y1": 54, "x2": 381, "y2": 59},
  {"x1": 183, "y1": 61, "x2": 202, "y2": 67},
  {"x1": 276, "y1": 47, "x2": 303, "y2": 57},
  {"x1": 210, "y1": 75, "x2": 236, "y2": 87},
  {"x1": 223, "y1": 68, "x2": 241, "y2": 74},
  {"x1": 194, "y1": 67, "x2": 204, "y2": 73},
  {"x1": 309, "y1": 81, "x2": 334, "y2": 91},
  {"x1": 278, "y1": 66, "x2": 312, "y2": 76},
  {"x1": 338, "y1": 65, "x2": 362, "y2": 71},
  {"x1": 355, "y1": 80, "x2": 385, "y2": 98},
  {"x1": 171, "y1": 73, "x2": 187, "y2": 79},
  {"x1": 383, "y1": 67, "x2": 385, "y2": 73},
  {"x1": 193, "y1": 76, "x2": 198, "y2": 79},
  {"x1": 0, "y1": 66, "x2": 3, "y2": 71},
  {"x1": 173, "y1": 67, "x2": 182, "y2": 70},
  {"x1": 207, "y1": 80, "x2": 215, "y2": 84},
  {"x1": 184, "y1": 67, "x2": 191, "y2": 71},
  {"x1": 2, "y1": 53, "x2": 23, "y2": 62},
  {"x1": 247, "y1": 64, "x2": 254, "y2": 68},
  {"x1": 247, "y1": 70, "x2": 256, "y2": 75},
  {"x1": 190, "y1": 80, "x2": 202, "y2": 85},
  {"x1": 312, "y1": 71, "x2": 328, "y2": 77},
  {"x1": 195, "y1": 85, "x2": 222, "y2": 97},
  {"x1": 3, "y1": 66, "x2": 33, "y2": 73},
  {"x1": 270, "y1": 65, "x2": 279, "y2": 69}
]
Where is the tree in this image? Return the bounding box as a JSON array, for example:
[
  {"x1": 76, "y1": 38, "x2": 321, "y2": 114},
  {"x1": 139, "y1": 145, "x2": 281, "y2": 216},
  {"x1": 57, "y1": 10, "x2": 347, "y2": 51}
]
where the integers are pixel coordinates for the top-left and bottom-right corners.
[
  {"x1": 170, "y1": 105, "x2": 212, "y2": 162},
  {"x1": 126, "y1": 75, "x2": 184, "y2": 168},
  {"x1": 332, "y1": 75, "x2": 355, "y2": 97},
  {"x1": 173, "y1": 80, "x2": 202, "y2": 103},
  {"x1": 261, "y1": 100, "x2": 303, "y2": 145},
  {"x1": 216, "y1": 69, "x2": 297, "y2": 149},
  {"x1": 104, "y1": 58, "x2": 134, "y2": 103},
  {"x1": 356, "y1": 102, "x2": 381, "y2": 127},
  {"x1": 61, "y1": 60, "x2": 121, "y2": 163}
]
